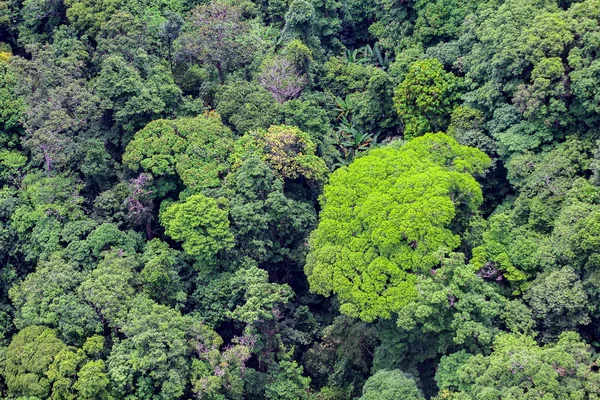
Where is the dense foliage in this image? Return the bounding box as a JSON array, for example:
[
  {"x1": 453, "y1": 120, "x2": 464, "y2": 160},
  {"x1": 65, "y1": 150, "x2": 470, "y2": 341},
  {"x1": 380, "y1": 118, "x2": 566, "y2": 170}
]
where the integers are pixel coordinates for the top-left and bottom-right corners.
[{"x1": 2, "y1": 0, "x2": 600, "y2": 398}]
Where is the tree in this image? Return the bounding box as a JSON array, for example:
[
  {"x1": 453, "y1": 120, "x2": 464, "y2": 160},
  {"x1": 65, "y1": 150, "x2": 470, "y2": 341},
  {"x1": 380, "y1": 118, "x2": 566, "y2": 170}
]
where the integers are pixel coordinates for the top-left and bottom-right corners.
[
  {"x1": 447, "y1": 106, "x2": 496, "y2": 155},
  {"x1": 177, "y1": 2, "x2": 262, "y2": 82},
  {"x1": 377, "y1": 252, "x2": 525, "y2": 371},
  {"x1": 0, "y1": 49, "x2": 24, "y2": 147},
  {"x1": 93, "y1": 54, "x2": 182, "y2": 133},
  {"x1": 160, "y1": 193, "x2": 234, "y2": 267},
  {"x1": 9, "y1": 255, "x2": 102, "y2": 345},
  {"x1": 435, "y1": 332, "x2": 600, "y2": 399},
  {"x1": 108, "y1": 295, "x2": 218, "y2": 400},
  {"x1": 46, "y1": 335, "x2": 110, "y2": 400},
  {"x1": 524, "y1": 267, "x2": 590, "y2": 342},
  {"x1": 468, "y1": 213, "x2": 552, "y2": 285},
  {"x1": 94, "y1": 11, "x2": 151, "y2": 66},
  {"x1": 12, "y1": 40, "x2": 102, "y2": 173},
  {"x1": 394, "y1": 59, "x2": 462, "y2": 138},
  {"x1": 360, "y1": 370, "x2": 425, "y2": 400},
  {"x1": 73, "y1": 359, "x2": 111, "y2": 399},
  {"x1": 4, "y1": 325, "x2": 67, "y2": 398},
  {"x1": 348, "y1": 68, "x2": 399, "y2": 139},
  {"x1": 303, "y1": 315, "x2": 378, "y2": 397},
  {"x1": 264, "y1": 361, "x2": 311, "y2": 400},
  {"x1": 225, "y1": 157, "x2": 317, "y2": 266},
  {"x1": 278, "y1": 97, "x2": 332, "y2": 147},
  {"x1": 229, "y1": 265, "x2": 293, "y2": 328},
  {"x1": 140, "y1": 239, "x2": 187, "y2": 308},
  {"x1": 10, "y1": 172, "x2": 87, "y2": 262},
  {"x1": 412, "y1": 0, "x2": 485, "y2": 45},
  {"x1": 159, "y1": 11, "x2": 184, "y2": 72},
  {"x1": 279, "y1": 0, "x2": 316, "y2": 45},
  {"x1": 123, "y1": 111, "x2": 235, "y2": 195},
  {"x1": 78, "y1": 251, "x2": 138, "y2": 324},
  {"x1": 215, "y1": 81, "x2": 281, "y2": 135},
  {"x1": 305, "y1": 133, "x2": 490, "y2": 322},
  {"x1": 258, "y1": 56, "x2": 307, "y2": 104},
  {"x1": 235, "y1": 125, "x2": 327, "y2": 183}
]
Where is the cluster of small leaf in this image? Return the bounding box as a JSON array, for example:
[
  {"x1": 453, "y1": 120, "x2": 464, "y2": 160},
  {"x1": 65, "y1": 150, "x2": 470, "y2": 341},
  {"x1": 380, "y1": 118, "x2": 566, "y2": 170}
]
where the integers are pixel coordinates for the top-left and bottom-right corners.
[{"x1": 2, "y1": 0, "x2": 600, "y2": 398}]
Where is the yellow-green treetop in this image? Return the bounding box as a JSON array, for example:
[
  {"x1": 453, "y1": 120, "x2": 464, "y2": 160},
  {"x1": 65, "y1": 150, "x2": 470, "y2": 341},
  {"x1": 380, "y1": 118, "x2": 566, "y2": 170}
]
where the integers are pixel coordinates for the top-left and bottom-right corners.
[{"x1": 305, "y1": 133, "x2": 491, "y2": 322}]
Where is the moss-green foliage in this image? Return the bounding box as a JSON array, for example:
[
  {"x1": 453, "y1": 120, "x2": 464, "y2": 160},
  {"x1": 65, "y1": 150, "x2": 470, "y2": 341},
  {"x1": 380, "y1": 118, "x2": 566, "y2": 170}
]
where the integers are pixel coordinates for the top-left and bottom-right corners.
[
  {"x1": 4, "y1": 325, "x2": 67, "y2": 398},
  {"x1": 9, "y1": 255, "x2": 103, "y2": 345},
  {"x1": 225, "y1": 157, "x2": 317, "y2": 266},
  {"x1": 160, "y1": 193, "x2": 234, "y2": 266},
  {"x1": 360, "y1": 370, "x2": 425, "y2": 400},
  {"x1": 394, "y1": 59, "x2": 463, "y2": 138},
  {"x1": 123, "y1": 111, "x2": 234, "y2": 194},
  {"x1": 235, "y1": 124, "x2": 327, "y2": 182},
  {"x1": 215, "y1": 81, "x2": 281, "y2": 136},
  {"x1": 0, "y1": 51, "x2": 24, "y2": 147},
  {"x1": 10, "y1": 173, "x2": 87, "y2": 262},
  {"x1": 6, "y1": 0, "x2": 600, "y2": 398},
  {"x1": 435, "y1": 332, "x2": 600, "y2": 399},
  {"x1": 306, "y1": 133, "x2": 491, "y2": 321},
  {"x1": 264, "y1": 361, "x2": 312, "y2": 400},
  {"x1": 94, "y1": 54, "x2": 182, "y2": 133},
  {"x1": 525, "y1": 267, "x2": 590, "y2": 342}
]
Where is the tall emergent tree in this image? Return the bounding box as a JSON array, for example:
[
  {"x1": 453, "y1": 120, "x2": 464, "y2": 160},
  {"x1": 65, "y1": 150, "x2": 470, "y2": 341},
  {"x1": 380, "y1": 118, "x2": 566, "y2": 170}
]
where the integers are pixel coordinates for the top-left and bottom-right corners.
[{"x1": 305, "y1": 133, "x2": 491, "y2": 322}]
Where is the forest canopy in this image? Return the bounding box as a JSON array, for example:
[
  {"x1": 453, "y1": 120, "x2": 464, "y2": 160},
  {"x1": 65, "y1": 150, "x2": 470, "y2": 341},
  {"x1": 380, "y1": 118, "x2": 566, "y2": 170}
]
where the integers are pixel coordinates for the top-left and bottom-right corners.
[{"x1": 2, "y1": 0, "x2": 600, "y2": 398}]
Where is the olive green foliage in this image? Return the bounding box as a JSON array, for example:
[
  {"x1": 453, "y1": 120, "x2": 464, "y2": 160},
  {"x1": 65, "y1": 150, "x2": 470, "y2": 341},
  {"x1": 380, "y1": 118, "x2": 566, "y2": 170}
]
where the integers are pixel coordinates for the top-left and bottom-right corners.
[
  {"x1": 306, "y1": 133, "x2": 490, "y2": 322},
  {"x1": 177, "y1": 2, "x2": 264, "y2": 82},
  {"x1": 12, "y1": 39, "x2": 103, "y2": 173},
  {"x1": 447, "y1": 106, "x2": 496, "y2": 155},
  {"x1": 215, "y1": 81, "x2": 281, "y2": 135}
]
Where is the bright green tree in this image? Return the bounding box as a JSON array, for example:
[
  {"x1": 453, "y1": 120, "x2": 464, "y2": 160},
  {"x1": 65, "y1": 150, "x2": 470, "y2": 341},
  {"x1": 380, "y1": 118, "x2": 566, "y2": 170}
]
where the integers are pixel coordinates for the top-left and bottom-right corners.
[{"x1": 305, "y1": 133, "x2": 490, "y2": 322}]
